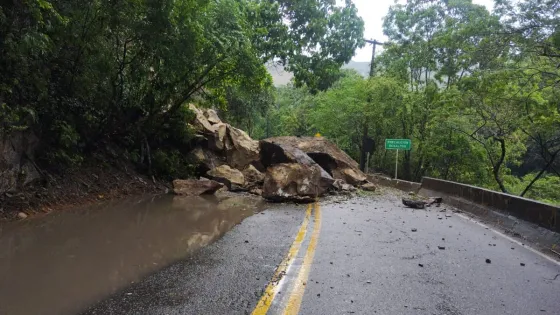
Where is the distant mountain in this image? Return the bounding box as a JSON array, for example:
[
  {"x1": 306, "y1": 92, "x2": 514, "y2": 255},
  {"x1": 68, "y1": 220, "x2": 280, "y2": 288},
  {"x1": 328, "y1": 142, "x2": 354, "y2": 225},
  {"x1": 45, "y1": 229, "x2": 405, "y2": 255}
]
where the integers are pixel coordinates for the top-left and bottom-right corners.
[
  {"x1": 266, "y1": 63, "x2": 293, "y2": 86},
  {"x1": 343, "y1": 61, "x2": 370, "y2": 78},
  {"x1": 266, "y1": 61, "x2": 370, "y2": 87}
]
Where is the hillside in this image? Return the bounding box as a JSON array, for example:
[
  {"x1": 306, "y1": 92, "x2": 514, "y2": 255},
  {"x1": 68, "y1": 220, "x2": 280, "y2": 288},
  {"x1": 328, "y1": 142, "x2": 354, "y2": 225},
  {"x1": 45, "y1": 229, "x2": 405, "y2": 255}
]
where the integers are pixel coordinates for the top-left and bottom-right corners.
[{"x1": 267, "y1": 61, "x2": 370, "y2": 86}]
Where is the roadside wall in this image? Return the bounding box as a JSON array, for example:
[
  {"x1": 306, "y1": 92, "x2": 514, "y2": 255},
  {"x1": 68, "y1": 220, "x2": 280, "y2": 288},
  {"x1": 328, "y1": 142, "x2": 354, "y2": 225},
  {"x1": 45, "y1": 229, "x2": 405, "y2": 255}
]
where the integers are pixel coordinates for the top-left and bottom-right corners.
[
  {"x1": 367, "y1": 174, "x2": 421, "y2": 193},
  {"x1": 420, "y1": 177, "x2": 560, "y2": 233}
]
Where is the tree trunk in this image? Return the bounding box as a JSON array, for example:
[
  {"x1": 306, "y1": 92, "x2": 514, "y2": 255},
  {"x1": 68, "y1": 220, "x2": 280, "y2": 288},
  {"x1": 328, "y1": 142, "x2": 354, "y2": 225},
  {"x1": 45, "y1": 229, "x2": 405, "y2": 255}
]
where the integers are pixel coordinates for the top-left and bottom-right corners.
[
  {"x1": 359, "y1": 124, "x2": 368, "y2": 171},
  {"x1": 493, "y1": 138, "x2": 508, "y2": 193},
  {"x1": 520, "y1": 149, "x2": 559, "y2": 197}
]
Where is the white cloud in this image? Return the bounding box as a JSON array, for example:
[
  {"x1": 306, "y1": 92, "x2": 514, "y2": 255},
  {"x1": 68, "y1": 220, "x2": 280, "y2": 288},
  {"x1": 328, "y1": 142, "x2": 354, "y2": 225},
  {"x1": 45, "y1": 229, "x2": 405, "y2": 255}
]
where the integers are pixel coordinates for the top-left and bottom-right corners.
[{"x1": 351, "y1": 0, "x2": 494, "y2": 62}]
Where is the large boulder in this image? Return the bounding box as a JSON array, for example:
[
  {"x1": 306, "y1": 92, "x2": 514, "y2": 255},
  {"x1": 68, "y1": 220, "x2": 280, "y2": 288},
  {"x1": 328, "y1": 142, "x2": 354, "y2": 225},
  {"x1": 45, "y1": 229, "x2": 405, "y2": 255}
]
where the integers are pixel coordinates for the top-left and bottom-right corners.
[
  {"x1": 189, "y1": 104, "x2": 260, "y2": 169},
  {"x1": 188, "y1": 104, "x2": 228, "y2": 151},
  {"x1": 173, "y1": 179, "x2": 223, "y2": 196},
  {"x1": 225, "y1": 126, "x2": 260, "y2": 170},
  {"x1": 189, "y1": 146, "x2": 225, "y2": 174},
  {"x1": 204, "y1": 109, "x2": 222, "y2": 124},
  {"x1": 260, "y1": 139, "x2": 334, "y2": 191},
  {"x1": 242, "y1": 164, "x2": 264, "y2": 189},
  {"x1": 262, "y1": 163, "x2": 331, "y2": 202},
  {"x1": 207, "y1": 165, "x2": 245, "y2": 191},
  {"x1": 262, "y1": 136, "x2": 368, "y2": 186}
]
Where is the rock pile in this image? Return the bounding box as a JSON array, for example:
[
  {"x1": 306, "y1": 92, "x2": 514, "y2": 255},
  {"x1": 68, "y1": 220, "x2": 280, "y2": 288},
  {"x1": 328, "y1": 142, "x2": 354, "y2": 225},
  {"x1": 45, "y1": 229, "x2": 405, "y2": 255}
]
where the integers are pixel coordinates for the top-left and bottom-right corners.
[{"x1": 173, "y1": 105, "x2": 376, "y2": 201}]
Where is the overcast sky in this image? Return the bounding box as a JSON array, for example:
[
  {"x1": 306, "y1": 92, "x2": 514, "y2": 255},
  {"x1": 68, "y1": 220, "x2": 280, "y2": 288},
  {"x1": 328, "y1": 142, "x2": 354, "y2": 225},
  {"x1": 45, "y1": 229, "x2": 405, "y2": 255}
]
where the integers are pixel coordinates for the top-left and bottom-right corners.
[{"x1": 352, "y1": 0, "x2": 495, "y2": 62}]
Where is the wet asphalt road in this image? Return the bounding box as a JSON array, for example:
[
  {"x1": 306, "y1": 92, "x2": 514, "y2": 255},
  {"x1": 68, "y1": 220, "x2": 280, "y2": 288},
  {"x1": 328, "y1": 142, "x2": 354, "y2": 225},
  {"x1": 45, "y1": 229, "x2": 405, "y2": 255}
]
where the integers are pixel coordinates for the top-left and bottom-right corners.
[{"x1": 84, "y1": 189, "x2": 560, "y2": 315}]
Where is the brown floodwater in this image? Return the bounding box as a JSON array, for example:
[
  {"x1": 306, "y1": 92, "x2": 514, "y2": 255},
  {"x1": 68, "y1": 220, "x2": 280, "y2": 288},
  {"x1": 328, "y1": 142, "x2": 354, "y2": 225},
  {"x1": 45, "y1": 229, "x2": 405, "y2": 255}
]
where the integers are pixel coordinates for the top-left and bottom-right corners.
[{"x1": 0, "y1": 193, "x2": 264, "y2": 315}]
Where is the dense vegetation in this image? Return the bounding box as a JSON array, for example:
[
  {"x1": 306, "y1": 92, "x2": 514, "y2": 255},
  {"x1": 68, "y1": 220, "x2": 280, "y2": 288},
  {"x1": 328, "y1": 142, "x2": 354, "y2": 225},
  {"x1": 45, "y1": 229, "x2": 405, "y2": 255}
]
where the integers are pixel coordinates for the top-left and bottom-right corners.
[
  {"x1": 0, "y1": 0, "x2": 363, "y2": 178},
  {"x1": 2, "y1": 0, "x2": 559, "y2": 205},
  {"x1": 245, "y1": 0, "x2": 560, "y2": 205}
]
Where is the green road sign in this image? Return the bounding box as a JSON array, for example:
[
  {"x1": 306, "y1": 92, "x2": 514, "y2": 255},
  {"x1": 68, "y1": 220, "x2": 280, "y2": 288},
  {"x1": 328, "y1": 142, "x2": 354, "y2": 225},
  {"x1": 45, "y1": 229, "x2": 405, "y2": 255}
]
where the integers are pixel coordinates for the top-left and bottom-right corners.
[{"x1": 385, "y1": 139, "x2": 411, "y2": 150}]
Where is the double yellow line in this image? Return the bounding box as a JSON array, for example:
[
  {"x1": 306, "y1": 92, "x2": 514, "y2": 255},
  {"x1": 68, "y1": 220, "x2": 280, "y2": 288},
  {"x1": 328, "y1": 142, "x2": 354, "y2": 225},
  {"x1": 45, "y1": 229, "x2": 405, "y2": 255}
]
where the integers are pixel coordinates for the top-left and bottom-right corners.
[{"x1": 252, "y1": 202, "x2": 322, "y2": 315}]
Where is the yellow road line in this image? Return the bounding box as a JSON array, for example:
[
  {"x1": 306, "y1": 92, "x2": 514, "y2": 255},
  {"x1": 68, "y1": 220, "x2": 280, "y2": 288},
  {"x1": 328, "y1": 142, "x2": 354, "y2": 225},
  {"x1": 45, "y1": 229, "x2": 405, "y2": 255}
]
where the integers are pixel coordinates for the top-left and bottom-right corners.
[
  {"x1": 282, "y1": 202, "x2": 322, "y2": 315},
  {"x1": 252, "y1": 204, "x2": 313, "y2": 315}
]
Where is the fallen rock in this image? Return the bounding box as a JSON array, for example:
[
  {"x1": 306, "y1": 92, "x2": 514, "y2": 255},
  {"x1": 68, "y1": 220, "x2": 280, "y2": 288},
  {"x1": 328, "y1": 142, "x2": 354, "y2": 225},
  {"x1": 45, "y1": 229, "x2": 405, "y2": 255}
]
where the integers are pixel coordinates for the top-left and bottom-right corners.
[
  {"x1": 262, "y1": 136, "x2": 367, "y2": 185},
  {"x1": 189, "y1": 146, "x2": 226, "y2": 174},
  {"x1": 189, "y1": 104, "x2": 216, "y2": 135},
  {"x1": 361, "y1": 182, "x2": 377, "y2": 192},
  {"x1": 204, "y1": 109, "x2": 222, "y2": 124},
  {"x1": 262, "y1": 163, "x2": 332, "y2": 202},
  {"x1": 226, "y1": 126, "x2": 260, "y2": 170},
  {"x1": 173, "y1": 179, "x2": 224, "y2": 196},
  {"x1": 332, "y1": 179, "x2": 356, "y2": 192},
  {"x1": 402, "y1": 198, "x2": 426, "y2": 209},
  {"x1": 426, "y1": 197, "x2": 443, "y2": 206},
  {"x1": 17, "y1": 212, "x2": 28, "y2": 219},
  {"x1": 242, "y1": 164, "x2": 265, "y2": 189},
  {"x1": 249, "y1": 187, "x2": 263, "y2": 196},
  {"x1": 260, "y1": 140, "x2": 334, "y2": 192},
  {"x1": 207, "y1": 165, "x2": 245, "y2": 191},
  {"x1": 189, "y1": 104, "x2": 229, "y2": 152},
  {"x1": 207, "y1": 123, "x2": 228, "y2": 151}
]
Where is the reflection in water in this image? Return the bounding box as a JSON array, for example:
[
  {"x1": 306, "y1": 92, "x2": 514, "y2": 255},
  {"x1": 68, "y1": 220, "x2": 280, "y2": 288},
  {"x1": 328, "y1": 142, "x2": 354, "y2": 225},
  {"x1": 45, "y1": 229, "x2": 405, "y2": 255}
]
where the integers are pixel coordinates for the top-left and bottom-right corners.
[{"x1": 0, "y1": 194, "x2": 263, "y2": 315}]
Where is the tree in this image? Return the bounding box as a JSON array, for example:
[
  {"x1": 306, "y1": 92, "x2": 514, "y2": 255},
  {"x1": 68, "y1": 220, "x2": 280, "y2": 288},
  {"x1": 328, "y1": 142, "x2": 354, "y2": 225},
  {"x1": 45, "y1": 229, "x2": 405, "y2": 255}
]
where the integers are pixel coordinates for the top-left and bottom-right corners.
[{"x1": 249, "y1": 0, "x2": 365, "y2": 92}]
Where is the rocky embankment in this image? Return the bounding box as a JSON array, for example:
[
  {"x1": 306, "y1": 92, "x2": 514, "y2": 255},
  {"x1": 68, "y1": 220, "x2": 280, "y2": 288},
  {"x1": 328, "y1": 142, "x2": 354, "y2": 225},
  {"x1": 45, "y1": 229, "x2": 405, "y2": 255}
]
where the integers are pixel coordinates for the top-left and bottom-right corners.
[{"x1": 174, "y1": 105, "x2": 376, "y2": 201}]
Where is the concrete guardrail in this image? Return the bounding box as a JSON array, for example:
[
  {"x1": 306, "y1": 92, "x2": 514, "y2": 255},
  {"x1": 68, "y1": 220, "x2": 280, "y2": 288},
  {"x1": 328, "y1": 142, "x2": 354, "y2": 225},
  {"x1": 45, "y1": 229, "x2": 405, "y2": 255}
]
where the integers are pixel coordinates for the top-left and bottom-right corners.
[
  {"x1": 367, "y1": 174, "x2": 421, "y2": 193},
  {"x1": 420, "y1": 177, "x2": 560, "y2": 233}
]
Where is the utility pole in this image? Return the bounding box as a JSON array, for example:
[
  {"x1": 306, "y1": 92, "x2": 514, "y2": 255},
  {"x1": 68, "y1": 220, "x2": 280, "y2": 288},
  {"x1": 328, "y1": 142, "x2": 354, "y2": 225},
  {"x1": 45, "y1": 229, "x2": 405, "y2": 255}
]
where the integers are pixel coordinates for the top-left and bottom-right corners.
[
  {"x1": 359, "y1": 39, "x2": 385, "y2": 172},
  {"x1": 364, "y1": 39, "x2": 384, "y2": 78}
]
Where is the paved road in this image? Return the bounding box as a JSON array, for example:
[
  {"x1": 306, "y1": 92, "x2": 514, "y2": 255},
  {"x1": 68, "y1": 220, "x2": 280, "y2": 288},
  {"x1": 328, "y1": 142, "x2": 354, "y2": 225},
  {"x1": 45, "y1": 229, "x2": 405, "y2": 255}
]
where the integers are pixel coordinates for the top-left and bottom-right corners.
[{"x1": 84, "y1": 188, "x2": 560, "y2": 315}]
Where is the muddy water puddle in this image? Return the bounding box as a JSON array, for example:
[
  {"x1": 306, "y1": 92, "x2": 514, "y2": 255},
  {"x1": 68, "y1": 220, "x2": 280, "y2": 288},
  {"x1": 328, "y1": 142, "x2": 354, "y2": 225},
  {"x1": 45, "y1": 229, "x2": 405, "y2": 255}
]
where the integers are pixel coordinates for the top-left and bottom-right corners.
[{"x1": 0, "y1": 193, "x2": 264, "y2": 315}]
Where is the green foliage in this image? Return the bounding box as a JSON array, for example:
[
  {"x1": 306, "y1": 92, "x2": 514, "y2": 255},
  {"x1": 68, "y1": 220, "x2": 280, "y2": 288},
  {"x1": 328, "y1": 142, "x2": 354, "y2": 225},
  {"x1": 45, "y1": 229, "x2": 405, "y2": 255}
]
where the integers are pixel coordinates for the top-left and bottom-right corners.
[
  {"x1": 249, "y1": 0, "x2": 365, "y2": 92},
  {"x1": 505, "y1": 174, "x2": 560, "y2": 206},
  {"x1": 223, "y1": 82, "x2": 275, "y2": 137},
  {"x1": 152, "y1": 149, "x2": 195, "y2": 181},
  {"x1": 251, "y1": 0, "x2": 560, "y2": 205},
  {"x1": 0, "y1": 0, "x2": 364, "y2": 179}
]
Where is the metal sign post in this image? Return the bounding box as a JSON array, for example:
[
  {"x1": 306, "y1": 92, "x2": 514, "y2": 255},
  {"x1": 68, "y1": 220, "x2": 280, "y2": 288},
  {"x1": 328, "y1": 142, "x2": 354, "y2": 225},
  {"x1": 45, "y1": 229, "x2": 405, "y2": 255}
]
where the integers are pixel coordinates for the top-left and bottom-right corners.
[
  {"x1": 395, "y1": 150, "x2": 398, "y2": 179},
  {"x1": 385, "y1": 139, "x2": 411, "y2": 180}
]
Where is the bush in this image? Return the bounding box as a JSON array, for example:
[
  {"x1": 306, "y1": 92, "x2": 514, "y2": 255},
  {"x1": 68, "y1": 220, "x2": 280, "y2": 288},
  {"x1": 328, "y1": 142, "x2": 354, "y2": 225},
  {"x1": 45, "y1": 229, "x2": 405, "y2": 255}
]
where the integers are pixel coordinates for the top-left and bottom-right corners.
[{"x1": 152, "y1": 149, "x2": 195, "y2": 181}]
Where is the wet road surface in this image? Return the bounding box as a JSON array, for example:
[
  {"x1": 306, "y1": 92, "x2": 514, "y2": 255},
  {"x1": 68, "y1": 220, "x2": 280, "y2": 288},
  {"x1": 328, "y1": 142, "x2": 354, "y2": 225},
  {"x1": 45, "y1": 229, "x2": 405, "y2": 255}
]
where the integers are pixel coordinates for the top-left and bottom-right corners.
[
  {"x1": 2, "y1": 188, "x2": 559, "y2": 315},
  {"x1": 0, "y1": 193, "x2": 264, "y2": 315},
  {"x1": 84, "y1": 188, "x2": 560, "y2": 315}
]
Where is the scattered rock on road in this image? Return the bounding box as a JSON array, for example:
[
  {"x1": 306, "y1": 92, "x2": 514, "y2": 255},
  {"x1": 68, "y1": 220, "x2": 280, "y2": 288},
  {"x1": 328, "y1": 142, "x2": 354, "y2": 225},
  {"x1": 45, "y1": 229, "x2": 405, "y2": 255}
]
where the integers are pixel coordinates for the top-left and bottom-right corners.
[
  {"x1": 427, "y1": 197, "x2": 443, "y2": 206},
  {"x1": 486, "y1": 259, "x2": 492, "y2": 264},
  {"x1": 361, "y1": 182, "x2": 377, "y2": 192},
  {"x1": 332, "y1": 179, "x2": 357, "y2": 192},
  {"x1": 402, "y1": 198, "x2": 426, "y2": 209}
]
